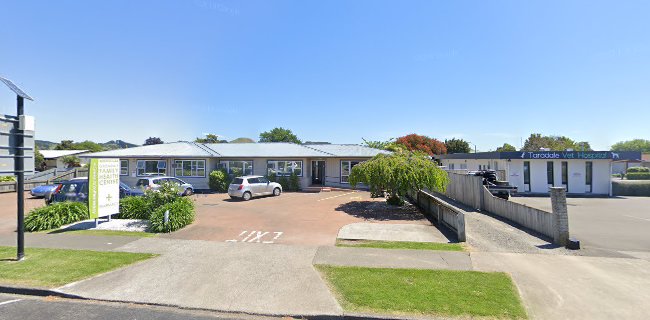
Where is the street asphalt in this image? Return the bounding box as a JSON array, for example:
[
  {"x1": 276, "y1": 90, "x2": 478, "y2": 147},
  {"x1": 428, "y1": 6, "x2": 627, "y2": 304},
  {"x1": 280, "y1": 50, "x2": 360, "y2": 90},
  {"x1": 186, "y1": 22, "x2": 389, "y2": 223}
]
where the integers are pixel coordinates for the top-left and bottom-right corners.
[{"x1": 0, "y1": 293, "x2": 250, "y2": 320}]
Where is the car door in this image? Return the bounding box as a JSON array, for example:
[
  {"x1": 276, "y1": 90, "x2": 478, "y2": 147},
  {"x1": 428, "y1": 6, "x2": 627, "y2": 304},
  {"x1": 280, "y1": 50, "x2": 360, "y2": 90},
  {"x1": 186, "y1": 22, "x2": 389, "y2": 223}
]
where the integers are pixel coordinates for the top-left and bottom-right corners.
[
  {"x1": 257, "y1": 177, "x2": 272, "y2": 195},
  {"x1": 247, "y1": 178, "x2": 261, "y2": 195}
]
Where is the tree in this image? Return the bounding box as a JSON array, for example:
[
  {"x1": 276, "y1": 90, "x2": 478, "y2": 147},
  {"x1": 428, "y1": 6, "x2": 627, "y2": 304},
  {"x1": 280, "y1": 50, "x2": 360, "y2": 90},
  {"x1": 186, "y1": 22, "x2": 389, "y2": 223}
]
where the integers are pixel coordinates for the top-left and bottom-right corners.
[
  {"x1": 195, "y1": 134, "x2": 227, "y2": 144},
  {"x1": 144, "y1": 137, "x2": 164, "y2": 145},
  {"x1": 496, "y1": 143, "x2": 517, "y2": 152},
  {"x1": 34, "y1": 147, "x2": 45, "y2": 171},
  {"x1": 61, "y1": 155, "x2": 81, "y2": 168},
  {"x1": 444, "y1": 138, "x2": 471, "y2": 154},
  {"x1": 230, "y1": 137, "x2": 255, "y2": 143},
  {"x1": 54, "y1": 140, "x2": 75, "y2": 150},
  {"x1": 521, "y1": 134, "x2": 593, "y2": 151},
  {"x1": 362, "y1": 138, "x2": 391, "y2": 150},
  {"x1": 349, "y1": 152, "x2": 450, "y2": 206},
  {"x1": 611, "y1": 139, "x2": 650, "y2": 152},
  {"x1": 259, "y1": 127, "x2": 301, "y2": 144},
  {"x1": 395, "y1": 134, "x2": 446, "y2": 156},
  {"x1": 73, "y1": 140, "x2": 104, "y2": 152}
]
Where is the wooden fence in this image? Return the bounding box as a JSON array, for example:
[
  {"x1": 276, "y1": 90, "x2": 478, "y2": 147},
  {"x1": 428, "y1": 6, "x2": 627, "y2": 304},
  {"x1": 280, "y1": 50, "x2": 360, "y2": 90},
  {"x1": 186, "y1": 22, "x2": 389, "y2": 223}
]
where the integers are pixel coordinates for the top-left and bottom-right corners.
[{"x1": 0, "y1": 168, "x2": 89, "y2": 193}]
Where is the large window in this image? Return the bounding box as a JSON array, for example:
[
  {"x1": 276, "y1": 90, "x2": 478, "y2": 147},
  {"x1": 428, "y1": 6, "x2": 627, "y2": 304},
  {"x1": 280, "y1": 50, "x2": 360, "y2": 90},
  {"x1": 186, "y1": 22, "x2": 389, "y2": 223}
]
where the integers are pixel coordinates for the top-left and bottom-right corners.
[
  {"x1": 267, "y1": 160, "x2": 303, "y2": 176},
  {"x1": 174, "y1": 159, "x2": 206, "y2": 177},
  {"x1": 523, "y1": 161, "x2": 530, "y2": 184},
  {"x1": 219, "y1": 160, "x2": 253, "y2": 176},
  {"x1": 547, "y1": 161, "x2": 554, "y2": 185},
  {"x1": 136, "y1": 160, "x2": 166, "y2": 176},
  {"x1": 341, "y1": 160, "x2": 361, "y2": 183},
  {"x1": 120, "y1": 159, "x2": 129, "y2": 176}
]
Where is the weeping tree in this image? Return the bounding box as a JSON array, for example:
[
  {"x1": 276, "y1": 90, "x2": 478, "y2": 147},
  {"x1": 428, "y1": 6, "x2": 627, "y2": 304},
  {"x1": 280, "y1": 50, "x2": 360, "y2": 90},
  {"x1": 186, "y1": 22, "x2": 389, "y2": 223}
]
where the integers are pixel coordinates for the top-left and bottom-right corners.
[{"x1": 349, "y1": 152, "x2": 449, "y2": 206}]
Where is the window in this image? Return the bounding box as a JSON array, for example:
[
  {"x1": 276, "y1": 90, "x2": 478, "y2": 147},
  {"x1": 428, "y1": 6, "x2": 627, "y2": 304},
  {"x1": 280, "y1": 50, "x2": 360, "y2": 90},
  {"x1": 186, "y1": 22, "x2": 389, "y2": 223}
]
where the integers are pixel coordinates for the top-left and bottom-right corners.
[
  {"x1": 136, "y1": 160, "x2": 166, "y2": 176},
  {"x1": 247, "y1": 177, "x2": 259, "y2": 184},
  {"x1": 460, "y1": 163, "x2": 467, "y2": 170},
  {"x1": 341, "y1": 160, "x2": 361, "y2": 183},
  {"x1": 547, "y1": 161, "x2": 554, "y2": 185},
  {"x1": 219, "y1": 160, "x2": 253, "y2": 176},
  {"x1": 561, "y1": 162, "x2": 568, "y2": 185},
  {"x1": 120, "y1": 159, "x2": 129, "y2": 176},
  {"x1": 449, "y1": 163, "x2": 455, "y2": 170},
  {"x1": 586, "y1": 161, "x2": 593, "y2": 191},
  {"x1": 174, "y1": 159, "x2": 206, "y2": 177},
  {"x1": 523, "y1": 161, "x2": 530, "y2": 185},
  {"x1": 267, "y1": 160, "x2": 303, "y2": 176}
]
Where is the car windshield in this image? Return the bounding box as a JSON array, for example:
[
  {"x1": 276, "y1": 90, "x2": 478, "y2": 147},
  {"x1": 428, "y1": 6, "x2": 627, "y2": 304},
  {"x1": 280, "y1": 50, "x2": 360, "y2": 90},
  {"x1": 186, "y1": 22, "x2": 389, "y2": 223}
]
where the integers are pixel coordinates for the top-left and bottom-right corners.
[
  {"x1": 135, "y1": 179, "x2": 148, "y2": 187},
  {"x1": 232, "y1": 178, "x2": 243, "y2": 184}
]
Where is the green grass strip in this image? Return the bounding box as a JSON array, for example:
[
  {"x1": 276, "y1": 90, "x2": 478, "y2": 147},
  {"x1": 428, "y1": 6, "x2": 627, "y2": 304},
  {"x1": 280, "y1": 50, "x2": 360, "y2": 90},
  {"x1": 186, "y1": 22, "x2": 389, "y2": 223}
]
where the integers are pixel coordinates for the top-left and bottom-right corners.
[
  {"x1": 317, "y1": 265, "x2": 527, "y2": 319},
  {"x1": 336, "y1": 239, "x2": 464, "y2": 251},
  {"x1": 0, "y1": 246, "x2": 156, "y2": 287}
]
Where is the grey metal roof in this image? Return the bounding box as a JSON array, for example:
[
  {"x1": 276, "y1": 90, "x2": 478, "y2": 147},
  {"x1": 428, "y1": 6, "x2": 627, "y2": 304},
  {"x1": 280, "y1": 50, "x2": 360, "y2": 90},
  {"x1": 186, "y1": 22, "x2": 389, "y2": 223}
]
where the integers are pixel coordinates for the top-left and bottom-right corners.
[
  {"x1": 304, "y1": 144, "x2": 390, "y2": 157},
  {"x1": 203, "y1": 143, "x2": 331, "y2": 158},
  {"x1": 40, "y1": 150, "x2": 89, "y2": 159},
  {"x1": 80, "y1": 142, "x2": 216, "y2": 158}
]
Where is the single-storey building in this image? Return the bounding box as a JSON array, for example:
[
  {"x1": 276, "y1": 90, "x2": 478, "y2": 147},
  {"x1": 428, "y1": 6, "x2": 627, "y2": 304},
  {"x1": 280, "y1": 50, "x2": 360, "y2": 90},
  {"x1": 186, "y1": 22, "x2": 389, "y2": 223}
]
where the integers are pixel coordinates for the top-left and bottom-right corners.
[
  {"x1": 438, "y1": 151, "x2": 642, "y2": 195},
  {"x1": 79, "y1": 142, "x2": 389, "y2": 190},
  {"x1": 40, "y1": 149, "x2": 89, "y2": 170}
]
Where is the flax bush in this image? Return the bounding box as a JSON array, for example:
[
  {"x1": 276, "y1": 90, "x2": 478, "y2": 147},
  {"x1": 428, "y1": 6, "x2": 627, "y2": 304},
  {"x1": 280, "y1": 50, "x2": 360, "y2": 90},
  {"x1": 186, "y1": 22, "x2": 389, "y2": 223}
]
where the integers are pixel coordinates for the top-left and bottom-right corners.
[{"x1": 25, "y1": 202, "x2": 89, "y2": 231}]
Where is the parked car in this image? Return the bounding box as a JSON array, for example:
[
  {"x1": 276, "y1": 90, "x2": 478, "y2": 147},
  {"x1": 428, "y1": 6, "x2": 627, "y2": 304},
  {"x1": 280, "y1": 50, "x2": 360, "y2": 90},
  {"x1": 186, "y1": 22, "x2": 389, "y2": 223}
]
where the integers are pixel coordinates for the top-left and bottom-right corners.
[
  {"x1": 49, "y1": 178, "x2": 145, "y2": 205},
  {"x1": 44, "y1": 177, "x2": 88, "y2": 204},
  {"x1": 228, "y1": 175, "x2": 282, "y2": 201},
  {"x1": 134, "y1": 176, "x2": 194, "y2": 196},
  {"x1": 30, "y1": 184, "x2": 58, "y2": 198}
]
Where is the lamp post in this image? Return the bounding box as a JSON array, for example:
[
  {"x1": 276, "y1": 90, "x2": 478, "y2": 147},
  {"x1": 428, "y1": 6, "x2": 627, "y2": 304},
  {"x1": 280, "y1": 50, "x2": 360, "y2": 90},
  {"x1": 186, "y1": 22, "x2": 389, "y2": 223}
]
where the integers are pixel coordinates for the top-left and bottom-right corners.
[{"x1": 0, "y1": 77, "x2": 34, "y2": 261}]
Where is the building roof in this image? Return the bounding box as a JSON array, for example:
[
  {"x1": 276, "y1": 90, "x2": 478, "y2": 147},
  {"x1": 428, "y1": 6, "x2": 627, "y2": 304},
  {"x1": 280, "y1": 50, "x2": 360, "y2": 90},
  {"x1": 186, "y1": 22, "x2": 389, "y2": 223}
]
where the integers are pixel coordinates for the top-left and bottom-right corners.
[
  {"x1": 80, "y1": 142, "x2": 215, "y2": 158},
  {"x1": 304, "y1": 144, "x2": 391, "y2": 157},
  {"x1": 439, "y1": 151, "x2": 642, "y2": 161},
  {"x1": 79, "y1": 142, "x2": 388, "y2": 159},
  {"x1": 40, "y1": 149, "x2": 89, "y2": 159}
]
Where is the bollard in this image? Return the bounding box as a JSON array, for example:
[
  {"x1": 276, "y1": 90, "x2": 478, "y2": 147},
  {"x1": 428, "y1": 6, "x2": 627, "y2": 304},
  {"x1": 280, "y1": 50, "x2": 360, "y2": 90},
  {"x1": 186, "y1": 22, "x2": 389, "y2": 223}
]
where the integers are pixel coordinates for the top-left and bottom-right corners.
[
  {"x1": 164, "y1": 210, "x2": 169, "y2": 225},
  {"x1": 550, "y1": 187, "x2": 570, "y2": 247}
]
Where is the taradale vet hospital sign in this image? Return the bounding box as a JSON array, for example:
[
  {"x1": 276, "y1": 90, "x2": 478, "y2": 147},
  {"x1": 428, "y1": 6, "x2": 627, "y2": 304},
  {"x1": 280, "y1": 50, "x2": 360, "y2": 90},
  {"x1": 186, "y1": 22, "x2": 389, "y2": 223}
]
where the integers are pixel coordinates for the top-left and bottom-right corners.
[
  {"x1": 89, "y1": 159, "x2": 120, "y2": 219},
  {"x1": 499, "y1": 151, "x2": 640, "y2": 160}
]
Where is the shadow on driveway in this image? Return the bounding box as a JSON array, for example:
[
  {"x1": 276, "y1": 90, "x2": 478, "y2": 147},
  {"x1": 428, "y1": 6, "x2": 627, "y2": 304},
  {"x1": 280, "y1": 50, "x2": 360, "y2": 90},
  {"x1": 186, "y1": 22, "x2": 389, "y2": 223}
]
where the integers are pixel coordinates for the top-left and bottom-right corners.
[{"x1": 335, "y1": 201, "x2": 424, "y2": 221}]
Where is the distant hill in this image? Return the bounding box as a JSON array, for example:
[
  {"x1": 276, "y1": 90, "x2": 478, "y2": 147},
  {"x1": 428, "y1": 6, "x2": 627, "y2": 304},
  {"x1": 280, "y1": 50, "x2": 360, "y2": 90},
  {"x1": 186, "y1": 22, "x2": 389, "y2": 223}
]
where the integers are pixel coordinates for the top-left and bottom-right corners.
[{"x1": 35, "y1": 139, "x2": 138, "y2": 150}]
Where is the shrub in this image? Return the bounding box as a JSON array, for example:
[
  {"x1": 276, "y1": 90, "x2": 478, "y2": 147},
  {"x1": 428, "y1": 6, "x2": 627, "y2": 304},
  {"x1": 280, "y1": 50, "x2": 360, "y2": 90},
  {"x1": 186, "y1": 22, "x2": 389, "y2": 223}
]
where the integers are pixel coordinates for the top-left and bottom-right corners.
[
  {"x1": 267, "y1": 172, "x2": 277, "y2": 182},
  {"x1": 277, "y1": 175, "x2": 289, "y2": 190},
  {"x1": 209, "y1": 169, "x2": 230, "y2": 192},
  {"x1": 145, "y1": 181, "x2": 180, "y2": 209},
  {"x1": 288, "y1": 172, "x2": 301, "y2": 191},
  {"x1": 149, "y1": 197, "x2": 195, "y2": 233},
  {"x1": 386, "y1": 195, "x2": 405, "y2": 206},
  {"x1": 0, "y1": 176, "x2": 16, "y2": 182},
  {"x1": 625, "y1": 172, "x2": 650, "y2": 180},
  {"x1": 613, "y1": 180, "x2": 650, "y2": 196},
  {"x1": 25, "y1": 202, "x2": 89, "y2": 231},
  {"x1": 626, "y1": 167, "x2": 650, "y2": 173},
  {"x1": 118, "y1": 196, "x2": 151, "y2": 220}
]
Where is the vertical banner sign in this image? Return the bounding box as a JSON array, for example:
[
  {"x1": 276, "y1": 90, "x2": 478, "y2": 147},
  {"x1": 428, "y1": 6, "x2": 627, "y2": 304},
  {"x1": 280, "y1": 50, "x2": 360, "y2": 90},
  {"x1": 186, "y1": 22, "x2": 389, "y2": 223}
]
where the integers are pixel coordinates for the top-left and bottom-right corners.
[{"x1": 89, "y1": 159, "x2": 120, "y2": 219}]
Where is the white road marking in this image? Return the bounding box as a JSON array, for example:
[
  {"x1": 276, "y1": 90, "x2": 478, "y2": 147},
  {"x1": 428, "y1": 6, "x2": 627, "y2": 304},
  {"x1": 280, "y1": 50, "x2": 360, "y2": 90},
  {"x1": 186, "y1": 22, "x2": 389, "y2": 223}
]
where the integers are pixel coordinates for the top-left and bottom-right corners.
[
  {"x1": 0, "y1": 299, "x2": 21, "y2": 306},
  {"x1": 248, "y1": 231, "x2": 269, "y2": 243},
  {"x1": 317, "y1": 192, "x2": 357, "y2": 202},
  {"x1": 226, "y1": 231, "x2": 283, "y2": 243},
  {"x1": 263, "y1": 232, "x2": 283, "y2": 244},
  {"x1": 623, "y1": 215, "x2": 650, "y2": 222}
]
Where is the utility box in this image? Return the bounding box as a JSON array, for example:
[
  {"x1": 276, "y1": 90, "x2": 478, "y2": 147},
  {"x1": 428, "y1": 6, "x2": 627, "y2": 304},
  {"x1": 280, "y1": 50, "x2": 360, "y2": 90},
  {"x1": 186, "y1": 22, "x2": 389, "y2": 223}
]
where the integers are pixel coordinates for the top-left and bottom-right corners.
[{"x1": 19, "y1": 115, "x2": 35, "y2": 131}]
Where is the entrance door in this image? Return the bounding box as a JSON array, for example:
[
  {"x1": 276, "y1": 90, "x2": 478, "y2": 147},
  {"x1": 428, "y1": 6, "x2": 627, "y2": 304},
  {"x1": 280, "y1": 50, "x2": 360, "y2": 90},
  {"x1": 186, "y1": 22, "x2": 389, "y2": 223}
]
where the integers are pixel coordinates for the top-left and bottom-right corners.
[{"x1": 311, "y1": 161, "x2": 325, "y2": 185}]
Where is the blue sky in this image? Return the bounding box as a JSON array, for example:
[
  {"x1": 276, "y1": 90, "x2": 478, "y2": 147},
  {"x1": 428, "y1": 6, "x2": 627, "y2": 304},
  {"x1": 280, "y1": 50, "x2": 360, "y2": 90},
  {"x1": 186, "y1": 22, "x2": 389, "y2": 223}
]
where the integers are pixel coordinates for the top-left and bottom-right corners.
[{"x1": 1, "y1": 0, "x2": 648, "y2": 150}]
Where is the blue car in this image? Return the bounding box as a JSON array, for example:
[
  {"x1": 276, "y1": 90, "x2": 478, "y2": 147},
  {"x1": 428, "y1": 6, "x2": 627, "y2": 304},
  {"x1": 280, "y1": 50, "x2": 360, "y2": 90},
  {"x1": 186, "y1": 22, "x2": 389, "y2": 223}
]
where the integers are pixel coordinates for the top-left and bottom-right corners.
[
  {"x1": 50, "y1": 179, "x2": 144, "y2": 205},
  {"x1": 30, "y1": 184, "x2": 58, "y2": 198}
]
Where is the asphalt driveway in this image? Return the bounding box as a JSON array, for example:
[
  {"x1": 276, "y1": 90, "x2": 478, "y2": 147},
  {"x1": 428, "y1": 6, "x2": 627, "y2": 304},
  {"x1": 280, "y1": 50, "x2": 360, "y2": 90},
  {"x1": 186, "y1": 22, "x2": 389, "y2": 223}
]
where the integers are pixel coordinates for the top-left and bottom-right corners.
[
  {"x1": 511, "y1": 196, "x2": 650, "y2": 256},
  {"x1": 162, "y1": 191, "x2": 433, "y2": 246}
]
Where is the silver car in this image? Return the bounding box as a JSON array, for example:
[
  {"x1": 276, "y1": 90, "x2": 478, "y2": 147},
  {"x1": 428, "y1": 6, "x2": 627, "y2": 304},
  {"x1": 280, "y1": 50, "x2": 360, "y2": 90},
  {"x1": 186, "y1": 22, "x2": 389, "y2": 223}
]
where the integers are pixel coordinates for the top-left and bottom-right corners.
[
  {"x1": 228, "y1": 175, "x2": 282, "y2": 201},
  {"x1": 135, "y1": 176, "x2": 194, "y2": 196}
]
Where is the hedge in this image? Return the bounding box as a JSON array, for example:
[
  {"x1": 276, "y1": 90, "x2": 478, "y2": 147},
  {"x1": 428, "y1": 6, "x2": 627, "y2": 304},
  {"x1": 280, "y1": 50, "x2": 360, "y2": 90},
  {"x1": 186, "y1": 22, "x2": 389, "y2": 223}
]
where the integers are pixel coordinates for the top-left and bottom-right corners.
[
  {"x1": 118, "y1": 196, "x2": 151, "y2": 220},
  {"x1": 25, "y1": 202, "x2": 89, "y2": 231},
  {"x1": 149, "y1": 197, "x2": 195, "y2": 233},
  {"x1": 626, "y1": 167, "x2": 650, "y2": 173},
  {"x1": 625, "y1": 172, "x2": 650, "y2": 180},
  {"x1": 612, "y1": 180, "x2": 650, "y2": 196},
  {"x1": 209, "y1": 169, "x2": 230, "y2": 192}
]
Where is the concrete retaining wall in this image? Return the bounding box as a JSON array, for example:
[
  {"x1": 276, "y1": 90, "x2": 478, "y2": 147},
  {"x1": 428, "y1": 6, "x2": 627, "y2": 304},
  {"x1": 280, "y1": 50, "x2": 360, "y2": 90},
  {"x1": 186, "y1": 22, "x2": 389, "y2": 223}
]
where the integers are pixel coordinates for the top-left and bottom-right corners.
[
  {"x1": 443, "y1": 173, "x2": 484, "y2": 210},
  {"x1": 408, "y1": 189, "x2": 466, "y2": 242}
]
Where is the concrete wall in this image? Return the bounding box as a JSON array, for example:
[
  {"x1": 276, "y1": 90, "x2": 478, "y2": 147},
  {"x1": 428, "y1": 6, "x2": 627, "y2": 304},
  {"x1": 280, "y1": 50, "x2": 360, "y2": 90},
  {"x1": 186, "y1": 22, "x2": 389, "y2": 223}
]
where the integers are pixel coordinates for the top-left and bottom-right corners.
[
  {"x1": 407, "y1": 189, "x2": 466, "y2": 242},
  {"x1": 442, "y1": 172, "x2": 484, "y2": 210}
]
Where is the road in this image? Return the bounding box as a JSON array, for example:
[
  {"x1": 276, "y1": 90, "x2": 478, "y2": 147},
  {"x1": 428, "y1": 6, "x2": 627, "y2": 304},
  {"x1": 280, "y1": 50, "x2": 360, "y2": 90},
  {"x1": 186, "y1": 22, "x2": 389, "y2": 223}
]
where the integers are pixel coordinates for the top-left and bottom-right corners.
[{"x1": 0, "y1": 293, "x2": 251, "y2": 320}]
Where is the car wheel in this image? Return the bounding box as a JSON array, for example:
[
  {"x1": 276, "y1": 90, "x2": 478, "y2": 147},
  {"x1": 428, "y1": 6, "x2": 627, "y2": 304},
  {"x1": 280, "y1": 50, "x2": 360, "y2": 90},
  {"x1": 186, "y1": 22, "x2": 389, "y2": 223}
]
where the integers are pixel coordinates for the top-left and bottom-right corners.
[
  {"x1": 184, "y1": 188, "x2": 193, "y2": 196},
  {"x1": 242, "y1": 192, "x2": 252, "y2": 201},
  {"x1": 273, "y1": 188, "x2": 281, "y2": 196}
]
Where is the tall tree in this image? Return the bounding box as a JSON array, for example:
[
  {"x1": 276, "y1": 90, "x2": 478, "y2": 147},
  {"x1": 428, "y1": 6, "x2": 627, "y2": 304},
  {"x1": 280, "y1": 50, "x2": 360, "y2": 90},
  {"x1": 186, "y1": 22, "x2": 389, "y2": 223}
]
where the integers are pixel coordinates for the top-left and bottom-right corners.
[
  {"x1": 521, "y1": 134, "x2": 592, "y2": 151},
  {"x1": 395, "y1": 134, "x2": 447, "y2": 156},
  {"x1": 496, "y1": 143, "x2": 517, "y2": 152},
  {"x1": 611, "y1": 139, "x2": 650, "y2": 152},
  {"x1": 444, "y1": 138, "x2": 471, "y2": 154},
  {"x1": 259, "y1": 127, "x2": 301, "y2": 144},
  {"x1": 144, "y1": 137, "x2": 164, "y2": 145},
  {"x1": 54, "y1": 140, "x2": 75, "y2": 150},
  {"x1": 195, "y1": 134, "x2": 227, "y2": 144}
]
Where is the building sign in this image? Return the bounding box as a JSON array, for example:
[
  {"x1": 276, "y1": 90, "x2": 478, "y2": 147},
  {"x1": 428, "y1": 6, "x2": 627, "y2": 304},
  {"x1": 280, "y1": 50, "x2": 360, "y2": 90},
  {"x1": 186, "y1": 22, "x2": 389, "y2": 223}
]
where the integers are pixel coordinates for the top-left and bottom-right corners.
[
  {"x1": 500, "y1": 151, "x2": 641, "y2": 160},
  {"x1": 89, "y1": 158, "x2": 120, "y2": 219}
]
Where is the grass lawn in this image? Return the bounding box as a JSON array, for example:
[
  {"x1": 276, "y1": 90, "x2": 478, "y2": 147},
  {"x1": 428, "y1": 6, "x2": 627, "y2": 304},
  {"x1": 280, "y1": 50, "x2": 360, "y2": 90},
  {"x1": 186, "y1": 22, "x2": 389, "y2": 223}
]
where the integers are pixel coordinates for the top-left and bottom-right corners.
[
  {"x1": 47, "y1": 229, "x2": 157, "y2": 237},
  {"x1": 336, "y1": 239, "x2": 464, "y2": 251},
  {"x1": 0, "y1": 246, "x2": 156, "y2": 288},
  {"x1": 317, "y1": 265, "x2": 527, "y2": 319}
]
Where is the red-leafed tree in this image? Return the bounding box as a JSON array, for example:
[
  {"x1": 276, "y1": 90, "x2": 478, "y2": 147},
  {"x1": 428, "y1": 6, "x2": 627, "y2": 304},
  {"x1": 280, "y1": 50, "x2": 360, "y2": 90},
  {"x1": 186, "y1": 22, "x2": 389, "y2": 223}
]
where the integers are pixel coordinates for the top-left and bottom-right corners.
[{"x1": 395, "y1": 134, "x2": 447, "y2": 156}]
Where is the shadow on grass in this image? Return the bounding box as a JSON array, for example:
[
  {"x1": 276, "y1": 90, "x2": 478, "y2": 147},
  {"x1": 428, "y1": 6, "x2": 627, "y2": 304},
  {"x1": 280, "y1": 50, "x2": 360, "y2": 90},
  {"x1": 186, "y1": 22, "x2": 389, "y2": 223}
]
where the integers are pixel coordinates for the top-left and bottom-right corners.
[{"x1": 335, "y1": 201, "x2": 424, "y2": 221}]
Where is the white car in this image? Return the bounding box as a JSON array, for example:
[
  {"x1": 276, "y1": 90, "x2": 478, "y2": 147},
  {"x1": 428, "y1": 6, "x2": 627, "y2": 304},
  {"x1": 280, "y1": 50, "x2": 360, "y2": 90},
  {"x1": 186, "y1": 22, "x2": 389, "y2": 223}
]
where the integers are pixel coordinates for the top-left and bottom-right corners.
[{"x1": 228, "y1": 175, "x2": 282, "y2": 201}]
